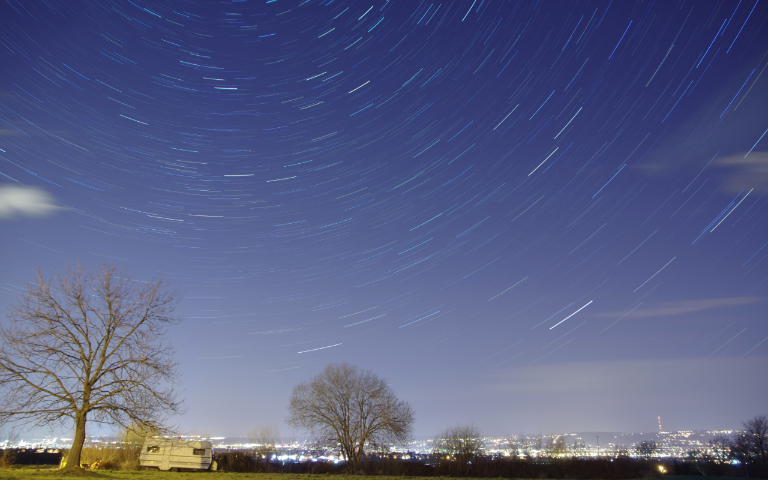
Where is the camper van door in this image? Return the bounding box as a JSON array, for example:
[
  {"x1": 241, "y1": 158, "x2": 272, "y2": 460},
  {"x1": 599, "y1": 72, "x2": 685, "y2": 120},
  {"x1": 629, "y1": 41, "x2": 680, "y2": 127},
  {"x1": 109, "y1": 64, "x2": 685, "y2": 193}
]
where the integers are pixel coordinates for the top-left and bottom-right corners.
[{"x1": 161, "y1": 444, "x2": 171, "y2": 471}]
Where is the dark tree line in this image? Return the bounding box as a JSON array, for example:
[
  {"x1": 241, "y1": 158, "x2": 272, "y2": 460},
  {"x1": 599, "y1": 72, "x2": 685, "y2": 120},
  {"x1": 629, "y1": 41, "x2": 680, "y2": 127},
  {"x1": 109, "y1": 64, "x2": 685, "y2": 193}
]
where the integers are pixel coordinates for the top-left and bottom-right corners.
[{"x1": 212, "y1": 450, "x2": 662, "y2": 479}]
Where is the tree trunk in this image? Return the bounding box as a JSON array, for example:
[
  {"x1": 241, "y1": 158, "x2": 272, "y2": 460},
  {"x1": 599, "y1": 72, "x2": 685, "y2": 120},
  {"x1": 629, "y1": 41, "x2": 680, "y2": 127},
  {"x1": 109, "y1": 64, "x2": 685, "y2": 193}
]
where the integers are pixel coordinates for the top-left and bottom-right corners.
[
  {"x1": 65, "y1": 411, "x2": 87, "y2": 468},
  {"x1": 342, "y1": 441, "x2": 360, "y2": 472},
  {"x1": 351, "y1": 445, "x2": 362, "y2": 472}
]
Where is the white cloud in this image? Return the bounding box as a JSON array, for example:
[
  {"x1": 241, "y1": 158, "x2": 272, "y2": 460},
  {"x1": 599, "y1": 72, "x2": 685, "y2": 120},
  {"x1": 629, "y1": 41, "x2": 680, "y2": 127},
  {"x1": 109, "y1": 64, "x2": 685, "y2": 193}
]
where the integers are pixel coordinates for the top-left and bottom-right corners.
[
  {"x1": 0, "y1": 184, "x2": 64, "y2": 219},
  {"x1": 714, "y1": 152, "x2": 768, "y2": 193},
  {"x1": 599, "y1": 297, "x2": 763, "y2": 318}
]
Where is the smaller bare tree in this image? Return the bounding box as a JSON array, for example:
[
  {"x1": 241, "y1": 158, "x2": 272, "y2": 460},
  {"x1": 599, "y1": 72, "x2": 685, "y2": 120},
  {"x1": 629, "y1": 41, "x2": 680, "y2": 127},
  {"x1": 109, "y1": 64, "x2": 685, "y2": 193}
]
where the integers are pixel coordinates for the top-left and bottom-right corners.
[
  {"x1": 709, "y1": 434, "x2": 732, "y2": 464},
  {"x1": 0, "y1": 425, "x2": 19, "y2": 467},
  {"x1": 287, "y1": 363, "x2": 414, "y2": 471},
  {"x1": 635, "y1": 441, "x2": 657, "y2": 458},
  {"x1": 248, "y1": 424, "x2": 280, "y2": 467},
  {"x1": 505, "y1": 436, "x2": 521, "y2": 459},
  {"x1": 745, "y1": 415, "x2": 768, "y2": 465},
  {"x1": 615, "y1": 446, "x2": 630, "y2": 458},
  {"x1": 733, "y1": 415, "x2": 768, "y2": 468},
  {"x1": 433, "y1": 424, "x2": 483, "y2": 467},
  {"x1": 546, "y1": 435, "x2": 567, "y2": 457},
  {"x1": 532, "y1": 435, "x2": 543, "y2": 456}
]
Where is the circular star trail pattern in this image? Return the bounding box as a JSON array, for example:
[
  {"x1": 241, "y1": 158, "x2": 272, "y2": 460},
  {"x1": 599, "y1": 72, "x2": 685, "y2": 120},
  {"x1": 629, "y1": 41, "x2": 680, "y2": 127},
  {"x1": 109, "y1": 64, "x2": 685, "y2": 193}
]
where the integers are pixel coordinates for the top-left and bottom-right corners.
[{"x1": 1, "y1": 0, "x2": 767, "y2": 435}]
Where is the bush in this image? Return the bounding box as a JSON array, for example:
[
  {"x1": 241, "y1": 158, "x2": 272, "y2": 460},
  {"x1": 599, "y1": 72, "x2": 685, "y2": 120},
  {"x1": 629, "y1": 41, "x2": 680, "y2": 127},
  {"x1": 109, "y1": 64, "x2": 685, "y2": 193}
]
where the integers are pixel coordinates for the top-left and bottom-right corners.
[
  {"x1": 2, "y1": 449, "x2": 61, "y2": 466},
  {"x1": 77, "y1": 444, "x2": 141, "y2": 470},
  {"x1": 202, "y1": 454, "x2": 663, "y2": 478},
  {"x1": 214, "y1": 451, "x2": 258, "y2": 472},
  {"x1": 0, "y1": 448, "x2": 16, "y2": 467}
]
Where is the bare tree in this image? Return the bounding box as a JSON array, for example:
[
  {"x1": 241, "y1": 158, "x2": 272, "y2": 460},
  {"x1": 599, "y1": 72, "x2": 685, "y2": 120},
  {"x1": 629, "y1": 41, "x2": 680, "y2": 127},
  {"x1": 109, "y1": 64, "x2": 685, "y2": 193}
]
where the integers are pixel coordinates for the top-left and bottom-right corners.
[
  {"x1": 433, "y1": 424, "x2": 483, "y2": 466},
  {"x1": 549, "y1": 435, "x2": 568, "y2": 457},
  {"x1": 745, "y1": 415, "x2": 768, "y2": 466},
  {"x1": 635, "y1": 441, "x2": 657, "y2": 458},
  {"x1": 709, "y1": 434, "x2": 732, "y2": 464},
  {"x1": 286, "y1": 363, "x2": 414, "y2": 471},
  {"x1": 532, "y1": 435, "x2": 543, "y2": 455},
  {"x1": 0, "y1": 263, "x2": 183, "y2": 469},
  {"x1": 0, "y1": 425, "x2": 19, "y2": 467},
  {"x1": 615, "y1": 446, "x2": 630, "y2": 458},
  {"x1": 506, "y1": 435, "x2": 521, "y2": 458},
  {"x1": 248, "y1": 424, "x2": 281, "y2": 467},
  {"x1": 733, "y1": 415, "x2": 768, "y2": 467}
]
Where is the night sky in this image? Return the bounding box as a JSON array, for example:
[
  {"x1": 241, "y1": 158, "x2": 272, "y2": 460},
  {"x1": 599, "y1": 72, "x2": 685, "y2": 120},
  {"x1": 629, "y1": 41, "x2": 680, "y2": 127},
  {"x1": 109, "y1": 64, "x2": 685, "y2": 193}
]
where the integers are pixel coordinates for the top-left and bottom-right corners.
[{"x1": 1, "y1": 0, "x2": 767, "y2": 439}]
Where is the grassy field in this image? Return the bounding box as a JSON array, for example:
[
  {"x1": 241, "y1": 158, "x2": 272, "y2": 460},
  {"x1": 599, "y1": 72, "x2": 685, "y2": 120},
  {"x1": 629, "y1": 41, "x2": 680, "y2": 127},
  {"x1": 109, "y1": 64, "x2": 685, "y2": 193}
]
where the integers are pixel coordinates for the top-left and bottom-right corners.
[
  {"x1": 0, "y1": 470, "x2": 380, "y2": 480},
  {"x1": 0, "y1": 471, "x2": 485, "y2": 480}
]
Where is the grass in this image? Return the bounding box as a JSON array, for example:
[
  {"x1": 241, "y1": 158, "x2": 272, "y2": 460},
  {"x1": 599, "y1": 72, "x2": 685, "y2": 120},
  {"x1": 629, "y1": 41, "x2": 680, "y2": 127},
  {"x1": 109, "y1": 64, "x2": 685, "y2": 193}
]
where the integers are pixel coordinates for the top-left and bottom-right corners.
[{"x1": 0, "y1": 471, "x2": 487, "y2": 480}]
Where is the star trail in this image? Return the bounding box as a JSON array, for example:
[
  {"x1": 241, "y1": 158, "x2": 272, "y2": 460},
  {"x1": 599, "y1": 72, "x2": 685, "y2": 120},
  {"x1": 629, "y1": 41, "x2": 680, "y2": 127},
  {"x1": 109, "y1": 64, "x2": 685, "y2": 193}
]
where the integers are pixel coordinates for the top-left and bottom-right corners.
[{"x1": 1, "y1": 0, "x2": 767, "y2": 436}]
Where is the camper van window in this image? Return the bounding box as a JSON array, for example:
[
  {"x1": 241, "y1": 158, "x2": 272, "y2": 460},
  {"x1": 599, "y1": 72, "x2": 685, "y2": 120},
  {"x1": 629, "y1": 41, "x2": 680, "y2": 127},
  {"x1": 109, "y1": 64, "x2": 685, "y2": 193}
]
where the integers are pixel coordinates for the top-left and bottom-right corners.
[
  {"x1": 147, "y1": 446, "x2": 160, "y2": 453},
  {"x1": 192, "y1": 449, "x2": 206, "y2": 455}
]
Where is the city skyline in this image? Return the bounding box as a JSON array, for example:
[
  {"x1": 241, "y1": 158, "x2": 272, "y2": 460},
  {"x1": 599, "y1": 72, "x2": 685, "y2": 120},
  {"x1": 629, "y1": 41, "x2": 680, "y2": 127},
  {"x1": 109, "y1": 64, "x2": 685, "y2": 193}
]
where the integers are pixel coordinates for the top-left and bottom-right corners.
[
  {"x1": 8, "y1": 427, "x2": 745, "y2": 459},
  {"x1": 1, "y1": 0, "x2": 767, "y2": 439}
]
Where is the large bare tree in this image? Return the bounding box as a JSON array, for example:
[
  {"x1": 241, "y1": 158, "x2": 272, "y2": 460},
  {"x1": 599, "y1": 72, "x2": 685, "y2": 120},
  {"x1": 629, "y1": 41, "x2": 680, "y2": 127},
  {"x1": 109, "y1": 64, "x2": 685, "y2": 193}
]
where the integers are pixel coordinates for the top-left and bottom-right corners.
[
  {"x1": 286, "y1": 363, "x2": 414, "y2": 470},
  {"x1": 0, "y1": 263, "x2": 183, "y2": 469}
]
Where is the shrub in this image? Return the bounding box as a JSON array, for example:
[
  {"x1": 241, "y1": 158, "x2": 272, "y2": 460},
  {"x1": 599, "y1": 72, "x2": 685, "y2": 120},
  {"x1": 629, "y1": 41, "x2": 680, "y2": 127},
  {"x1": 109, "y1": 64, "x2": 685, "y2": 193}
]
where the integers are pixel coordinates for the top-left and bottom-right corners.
[
  {"x1": 78, "y1": 444, "x2": 141, "y2": 470},
  {"x1": 0, "y1": 448, "x2": 16, "y2": 467},
  {"x1": 214, "y1": 451, "x2": 258, "y2": 473}
]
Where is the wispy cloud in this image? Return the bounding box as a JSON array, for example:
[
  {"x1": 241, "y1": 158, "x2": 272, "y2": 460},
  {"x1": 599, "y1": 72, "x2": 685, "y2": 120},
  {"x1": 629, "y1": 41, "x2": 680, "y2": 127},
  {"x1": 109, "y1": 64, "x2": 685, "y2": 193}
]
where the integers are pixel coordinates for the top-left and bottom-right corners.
[
  {"x1": 714, "y1": 152, "x2": 768, "y2": 193},
  {"x1": 600, "y1": 297, "x2": 763, "y2": 318},
  {"x1": 0, "y1": 184, "x2": 65, "y2": 219}
]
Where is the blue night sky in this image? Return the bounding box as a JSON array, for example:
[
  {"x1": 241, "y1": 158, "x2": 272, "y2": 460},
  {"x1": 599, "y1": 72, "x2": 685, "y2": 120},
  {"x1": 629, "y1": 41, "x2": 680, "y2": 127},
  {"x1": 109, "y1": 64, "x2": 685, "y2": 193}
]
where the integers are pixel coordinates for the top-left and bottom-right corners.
[{"x1": 1, "y1": 0, "x2": 767, "y2": 439}]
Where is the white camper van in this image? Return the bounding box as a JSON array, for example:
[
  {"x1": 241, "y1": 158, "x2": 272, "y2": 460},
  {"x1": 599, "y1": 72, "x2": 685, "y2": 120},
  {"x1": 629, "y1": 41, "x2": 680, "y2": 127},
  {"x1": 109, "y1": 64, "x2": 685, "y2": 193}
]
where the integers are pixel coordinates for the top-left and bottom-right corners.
[{"x1": 140, "y1": 439, "x2": 217, "y2": 471}]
